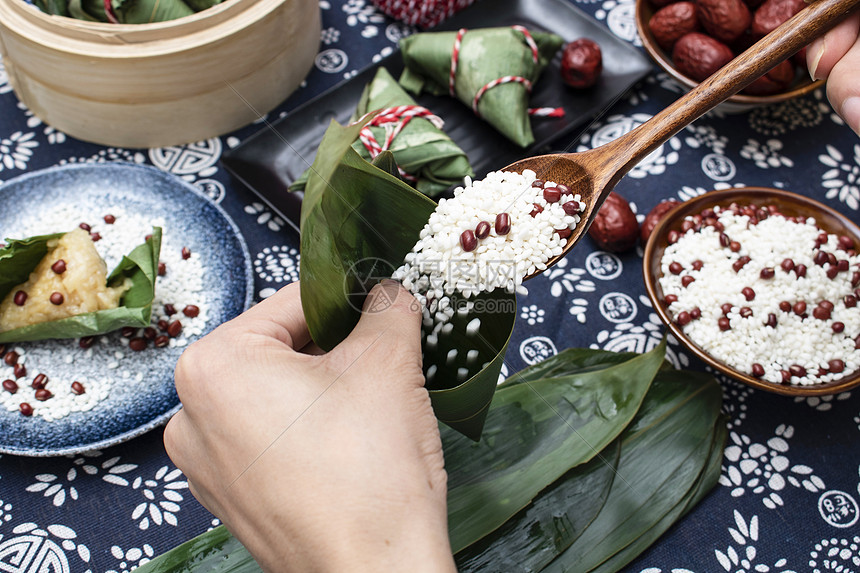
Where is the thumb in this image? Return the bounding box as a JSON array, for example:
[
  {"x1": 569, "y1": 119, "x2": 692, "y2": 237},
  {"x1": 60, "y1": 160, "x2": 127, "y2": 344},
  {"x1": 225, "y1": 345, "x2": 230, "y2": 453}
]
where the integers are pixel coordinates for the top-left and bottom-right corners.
[{"x1": 337, "y1": 279, "x2": 424, "y2": 369}]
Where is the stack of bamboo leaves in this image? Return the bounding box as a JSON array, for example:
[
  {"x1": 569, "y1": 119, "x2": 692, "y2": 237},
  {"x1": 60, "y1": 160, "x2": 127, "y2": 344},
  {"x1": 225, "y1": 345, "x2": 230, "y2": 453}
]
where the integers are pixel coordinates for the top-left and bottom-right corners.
[
  {"x1": 33, "y1": 0, "x2": 222, "y2": 23},
  {"x1": 136, "y1": 117, "x2": 726, "y2": 572}
]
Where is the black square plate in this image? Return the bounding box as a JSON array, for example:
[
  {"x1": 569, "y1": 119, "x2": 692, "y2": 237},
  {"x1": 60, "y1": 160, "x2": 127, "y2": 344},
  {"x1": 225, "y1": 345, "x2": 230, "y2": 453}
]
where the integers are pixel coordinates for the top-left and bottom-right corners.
[{"x1": 221, "y1": 0, "x2": 651, "y2": 231}]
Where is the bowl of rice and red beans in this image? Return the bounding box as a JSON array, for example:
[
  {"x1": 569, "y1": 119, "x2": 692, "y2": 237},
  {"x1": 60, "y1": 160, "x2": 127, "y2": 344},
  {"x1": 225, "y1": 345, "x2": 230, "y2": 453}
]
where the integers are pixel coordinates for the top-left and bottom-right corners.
[{"x1": 643, "y1": 187, "x2": 860, "y2": 396}]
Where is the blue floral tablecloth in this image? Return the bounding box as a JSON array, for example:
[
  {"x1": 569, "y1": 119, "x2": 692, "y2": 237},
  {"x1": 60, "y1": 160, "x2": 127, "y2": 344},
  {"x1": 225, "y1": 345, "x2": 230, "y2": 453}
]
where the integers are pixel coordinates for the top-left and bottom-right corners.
[{"x1": 1, "y1": 0, "x2": 859, "y2": 571}]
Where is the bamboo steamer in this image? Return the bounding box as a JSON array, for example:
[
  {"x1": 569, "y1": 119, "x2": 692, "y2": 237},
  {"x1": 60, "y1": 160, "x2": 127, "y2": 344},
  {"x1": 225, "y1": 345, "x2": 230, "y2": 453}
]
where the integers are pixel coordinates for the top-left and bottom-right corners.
[{"x1": 0, "y1": 0, "x2": 320, "y2": 147}]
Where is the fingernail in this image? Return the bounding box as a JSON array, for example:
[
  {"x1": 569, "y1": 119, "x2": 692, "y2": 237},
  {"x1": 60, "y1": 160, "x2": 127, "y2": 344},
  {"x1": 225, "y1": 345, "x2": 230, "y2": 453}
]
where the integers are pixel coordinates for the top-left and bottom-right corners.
[
  {"x1": 841, "y1": 96, "x2": 860, "y2": 135},
  {"x1": 808, "y1": 41, "x2": 825, "y2": 81},
  {"x1": 363, "y1": 279, "x2": 400, "y2": 313}
]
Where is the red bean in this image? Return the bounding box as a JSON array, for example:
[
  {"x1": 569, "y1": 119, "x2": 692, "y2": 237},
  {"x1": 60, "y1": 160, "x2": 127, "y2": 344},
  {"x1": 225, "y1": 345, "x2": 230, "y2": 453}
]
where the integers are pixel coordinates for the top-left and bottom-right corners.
[
  {"x1": 556, "y1": 183, "x2": 571, "y2": 195},
  {"x1": 742, "y1": 287, "x2": 755, "y2": 301},
  {"x1": 838, "y1": 235, "x2": 854, "y2": 250},
  {"x1": 681, "y1": 275, "x2": 695, "y2": 287},
  {"x1": 793, "y1": 301, "x2": 807, "y2": 315},
  {"x1": 157, "y1": 320, "x2": 169, "y2": 332},
  {"x1": 52, "y1": 259, "x2": 67, "y2": 274},
  {"x1": 812, "y1": 307, "x2": 831, "y2": 320},
  {"x1": 718, "y1": 317, "x2": 731, "y2": 331},
  {"x1": 779, "y1": 370, "x2": 792, "y2": 384},
  {"x1": 104, "y1": 214, "x2": 116, "y2": 224},
  {"x1": 719, "y1": 233, "x2": 730, "y2": 248},
  {"x1": 669, "y1": 262, "x2": 683, "y2": 275},
  {"x1": 34, "y1": 388, "x2": 52, "y2": 401},
  {"x1": 732, "y1": 257, "x2": 750, "y2": 273},
  {"x1": 128, "y1": 338, "x2": 147, "y2": 352},
  {"x1": 837, "y1": 259, "x2": 849, "y2": 272},
  {"x1": 4, "y1": 351, "x2": 18, "y2": 366},
  {"x1": 829, "y1": 359, "x2": 845, "y2": 373},
  {"x1": 79, "y1": 222, "x2": 91, "y2": 231},
  {"x1": 813, "y1": 250, "x2": 828, "y2": 266},
  {"x1": 664, "y1": 294, "x2": 678, "y2": 305},
  {"x1": 460, "y1": 230, "x2": 477, "y2": 252},
  {"x1": 90, "y1": 232, "x2": 101, "y2": 242},
  {"x1": 667, "y1": 230, "x2": 680, "y2": 244},
  {"x1": 164, "y1": 303, "x2": 177, "y2": 316},
  {"x1": 691, "y1": 260, "x2": 704, "y2": 271},
  {"x1": 181, "y1": 247, "x2": 192, "y2": 260},
  {"x1": 19, "y1": 403, "x2": 33, "y2": 416},
  {"x1": 31, "y1": 373, "x2": 47, "y2": 389},
  {"x1": 721, "y1": 303, "x2": 733, "y2": 315},
  {"x1": 778, "y1": 300, "x2": 792, "y2": 312},
  {"x1": 79, "y1": 336, "x2": 95, "y2": 349},
  {"x1": 844, "y1": 295, "x2": 857, "y2": 308},
  {"x1": 121, "y1": 327, "x2": 137, "y2": 338},
  {"x1": 13, "y1": 364, "x2": 26, "y2": 379},
  {"x1": 826, "y1": 266, "x2": 839, "y2": 279},
  {"x1": 820, "y1": 300, "x2": 835, "y2": 311},
  {"x1": 690, "y1": 307, "x2": 701, "y2": 320},
  {"x1": 562, "y1": 201, "x2": 581, "y2": 215},
  {"x1": 555, "y1": 228, "x2": 572, "y2": 239},
  {"x1": 71, "y1": 381, "x2": 86, "y2": 395},
  {"x1": 475, "y1": 221, "x2": 491, "y2": 240},
  {"x1": 154, "y1": 335, "x2": 170, "y2": 348},
  {"x1": 739, "y1": 307, "x2": 753, "y2": 318},
  {"x1": 543, "y1": 187, "x2": 561, "y2": 203},
  {"x1": 529, "y1": 204, "x2": 543, "y2": 218},
  {"x1": 794, "y1": 264, "x2": 807, "y2": 278},
  {"x1": 765, "y1": 313, "x2": 778, "y2": 328},
  {"x1": 676, "y1": 311, "x2": 692, "y2": 326},
  {"x1": 832, "y1": 322, "x2": 845, "y2": 333},
  {"x1": 167, "y1": 320, "x2": 183, "y2": 338},
  {"x1": 495, "y1": 213, "x2": 511, "y2": 235},
  {"x1": 789, "y1": 364, "x2": 807, "y2": 378},
  {"x1": 158, "y1": 262, "x2": 167, "y2": 276},
  {"x1": 2, "y1": 379, "x2": 17, "y2": 393},
  {"x1": 760, "y1": 267, "x2": 775, "y2": 279},
  {"x1": 50, "y1": 292, "x2": 64, "y2": 305},
  {"x1": 143, "y1": 327, "x2": 158, "y2": 340},
  {"x1": 751, "y1": 363, "x2": 765, "y2": 377},
  {"x1": 182, "y1": 305, "x2": 200, "y2": 318},
  {"x1": 729, "y1": 241, "x2": 741, "y2": 252},
  {"x1": 780, "y1": 258, "x2": 794, "y2": 272},
  {"x1": 531, "y1": 179, "x2": 545, "y2": 188},
  {"x1": 13, "y1": 290, "x2": 27, "y2": 306}
]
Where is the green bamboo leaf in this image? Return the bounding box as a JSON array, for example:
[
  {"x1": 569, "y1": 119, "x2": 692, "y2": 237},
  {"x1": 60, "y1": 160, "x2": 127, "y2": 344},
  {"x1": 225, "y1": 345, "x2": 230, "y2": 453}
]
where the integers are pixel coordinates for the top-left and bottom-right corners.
[
  {"x1": 299, "y1": 116, "x2": 514, "y2": 440},
  {"x1": 456, "y1": 439, "x2": 620, "y2": 572},
  {"x1": 399, "y1": 27, "x2": 564, "y2": 147},
  {"x1": 32, "y1": 0, "x2": 69, "y2": 16},
  {"x1": 0, "y1": 228, "x2": 161, "y2": 343},
  {"x1": 112, "y1": 0, "x2": 194, "y2": 23},
  {"x1": 291, "y1": 67, "x2": 473, "y2": 196},
  {"x1": 443, "y1": 340, "x2": 666, "y2": 553},
  {"x1": 542, "y1": 369, "x2": 724, "y2": 573}
]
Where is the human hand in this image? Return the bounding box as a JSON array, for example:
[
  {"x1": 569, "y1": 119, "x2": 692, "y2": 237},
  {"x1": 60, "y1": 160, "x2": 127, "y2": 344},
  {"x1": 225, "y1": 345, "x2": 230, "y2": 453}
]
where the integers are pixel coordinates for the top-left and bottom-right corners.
[
  {"x1": 807, "y1": 10, "x2": 860, "y2": 136},
  {"x1": 163, "y1": 281, "x2": 455, "y2": 573}
]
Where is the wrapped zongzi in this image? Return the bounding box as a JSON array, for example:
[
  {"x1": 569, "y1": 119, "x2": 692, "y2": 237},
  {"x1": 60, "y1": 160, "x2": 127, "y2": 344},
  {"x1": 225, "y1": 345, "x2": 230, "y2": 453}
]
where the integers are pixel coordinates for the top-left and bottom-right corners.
[
  {"x1": 291, "y1": 67, "x2": 473, "y2": 196},
  {"x1": 399, "y1": 26, "x2": 564, "y2": 147}
]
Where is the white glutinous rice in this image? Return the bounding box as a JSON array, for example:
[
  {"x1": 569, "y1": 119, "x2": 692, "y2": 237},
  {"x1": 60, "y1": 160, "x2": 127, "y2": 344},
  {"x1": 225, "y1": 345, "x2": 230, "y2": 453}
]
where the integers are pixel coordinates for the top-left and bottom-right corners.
[
  {"x1": 658, "y1": 203, "x2": 860, "y2": 386},
  {"x1": 0, "y1": 205, "x2": 210, "y2": 420},
  {"x1": 392, "y1": 169, "x2": 584, "y2": 381}
]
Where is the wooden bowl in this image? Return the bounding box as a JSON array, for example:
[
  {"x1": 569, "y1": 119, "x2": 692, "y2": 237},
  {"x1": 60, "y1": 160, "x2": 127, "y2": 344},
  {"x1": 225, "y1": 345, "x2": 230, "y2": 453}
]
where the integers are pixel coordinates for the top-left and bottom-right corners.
[
  {"x1": 0, "y1": 0, "x2": 320, "y2": 147},
  {"x1": 635, "y1": 0, "x2": 823, "y2": 111},
  {"x1": 642, "y1": 187, "x2": 860, "y2": 396}
]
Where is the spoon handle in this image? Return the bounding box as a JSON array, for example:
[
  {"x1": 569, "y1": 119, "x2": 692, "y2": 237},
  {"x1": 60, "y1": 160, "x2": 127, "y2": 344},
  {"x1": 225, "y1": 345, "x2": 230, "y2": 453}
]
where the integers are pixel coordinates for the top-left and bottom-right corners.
[{"x1": 588, "y1": 0, "x2": 860, "y2": 191}]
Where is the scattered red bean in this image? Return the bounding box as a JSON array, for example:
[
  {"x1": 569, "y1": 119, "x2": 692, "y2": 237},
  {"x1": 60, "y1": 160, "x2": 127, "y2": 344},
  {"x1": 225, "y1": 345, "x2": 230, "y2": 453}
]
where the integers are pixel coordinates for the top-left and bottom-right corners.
[
  {"x1": 2, "y1": 379, "x2": 17, "y2": 393},
  {"x1": 729, "y1": 241, "x2": 741, "y2": 252},
  {"x1": 681, "y1": 275, "x2": 695, "y2": 287},
  {"x1": 838, "y1": 235, "x2": 854, "y2": 250},
  {"x1": 51, "y1": 259, "x2": 67, "y2": 274},
  {"x1": 556, "y1": 183, "x2": 571, "y2": 195},
  {"x1": 562, "y1": 201, "x2": 581, "y2": 215},
  {"x1": 31, "y1": 373, "x2": 47, "y2": 389},
  {"x1": 164, "y1": 304, "x2": 177, "y2": 316},
  {"x1": 104, "y1": 214, "x2": 116, "y2": 224},
  {"x1": 13, "y1": 364, "x2": 26, "y2": 379},
  {"x1": 780, "y1": 258, "x2": 795, "y2": 272},
  {"x1": 71, "y1": 381, "x2": 86, "y2": 395},
  {"x1": 820, "y1": 300, "x2": 835, "y2": 311},
  {"x1": 826, "y1": 266, "x2": 839, "y2": 279},
  {"x1": 495, "y1": 213, "x2": 511, "y2": 235},
  {"x1": 751, "y1": 363, "x2": 765, "y2": 377},
  {"x1": 13, "y1": 290, "x2": 27, "y2": 306},
  {"x1": 760, "y1": 267, "x2": 775, "y2": 279},
  {"x1": 50, "y1": 292, "x2": 64, "y2": 305},
  {"x1": 19, "y1": 403, "x2": 33, "y2": 416},
  {"x1": 829, "y1": 359, "x2": 845, "y2": 373},
  {"x1": 813, "y1": 250, "x2": 828, "y2": 266},
  {"x1": 531, "y1": 179, "x2": 545, "y2": 188},
  {"x1": 90, "y1": 232, "x2": 101, "y2": 242},
  {"x1": 460, "y1": 228, "x2": 477, "y2": 253},
  {"x1": 79, "y1": 336, "x2": 95, "y2": 349},
  {"x1": 79, "y1": 222, "x2": 91, "y2": 231},
  {"x1": 158, "y1": 262, "x2": 167, "y2": 276},
  {"x1": 475, "y1": 221, "x2": 491, "y2": 240},
  {"x1": 669, "y1": 262, "x2": 684, "y2": 275},
  {"x1": 182, "y1": 305, "x2": 200, "y2": 318},
  {"x1": 154, "y1": 335, "x2": 170, "y2": 348},
  {"x1": 845, "y1": 294, "x2": 858, "y2": 308},
  {"x1": 812, "y1": 306, "x2": 831, "y2": 320},
  {"x1": 543, "y1": 187, "x2": 561, "y2": 203},
  {"x1": 157, "y1": 319, "x2": 169, "y2": 332},
  {"x1": 665, "y1": 294, "x2": 678, "y2": 305},
  {"x1": 718, "y1": 317, "x2": 731, "y2": 331},
  {"x1": 837, "y1": 259, "x2": 850, "y2": 272},
  {"x1": 742, "y1": 287, "x2": 755, "y2": 301},
  {"x1": 121, "y1": 327, "x2": 137, "y2": 338},
  {"x1": 765, "y1": 313, "x2": 778, "y2": 328},
  {"x1": 143, "y1": 327, "x2": 158, "y2": 340},
  {"x1": 34, "y1": 388, "x2": 52, "y2": 401},
  {"x1": 794, "y1": 264, "x2": 807, "y2": 278},
  {"x1": 739, "y1": 307, "x2": 753, "y2": 318},
  {"x1": 793, "y1": 301, "x2": 807, "y2": 315},
  {"x1": 692, "y1": 260, "x2": 704, "y2": 271},
  {"x1": 167, "y1": 320, "x2": 183, "y2": 338},
  {"x1": 832, "y1": 322, "x2": 845, "y2": 333},
  {"x1": 732, "y1": 256, "x2": 751, "y2": 272},
  {"x1": 529, "y1": 204, "x2": 544, "y2": 218},
  {"x1": 779, "y1": 370, "x2": 792, "y2": 384},
  {"x1": 128, "y1": 338, "x2": 147, "y2": 352},
  {"x1": 181, "y1": 247, "x2": 192, "y2": 260},
  {"x1": 778, "y1": 300, "x2": 792, "y2": 312},
  {"x1": 4, "y1": 351, "x2": 18, "y2": 366},
  {"x1": 690, "y1": 307, "x2": 701, "y2": 320},
  {"x1": 667, "y1": 230, "x2": 681, "y2": 244},
  {"x1": 555, "y1": 228, "x2": 572, "y2": 239},
  {"x1": 721, "y1": 303, "x2": 733, "y2": 315},
  {"x1": 789, "y1": 365, "x2": 807, "y2": 378},
  {"x1": 676, "y1": 311, "x2": 692, "y2": 326},
  {"x1": 719, "y1": 233, "x2": 730, "y2": 248}
]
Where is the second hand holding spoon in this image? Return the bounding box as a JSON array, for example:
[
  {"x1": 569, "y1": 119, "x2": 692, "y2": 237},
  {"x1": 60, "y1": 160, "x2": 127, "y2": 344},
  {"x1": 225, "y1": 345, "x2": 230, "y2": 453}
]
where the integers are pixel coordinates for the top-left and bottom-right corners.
[{"x1": 508, "y1": 0, "x2": 860, "y2": 280}]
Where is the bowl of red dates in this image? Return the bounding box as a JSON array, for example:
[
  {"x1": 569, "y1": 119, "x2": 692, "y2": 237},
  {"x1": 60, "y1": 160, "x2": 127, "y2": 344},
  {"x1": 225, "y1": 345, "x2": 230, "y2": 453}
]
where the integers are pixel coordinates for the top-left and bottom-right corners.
[
  {"x1": 635, "y1": 0, "x2": 823, "y2": 109},
  {"x1": 642, "y1": 187, "x2": 860, "y2": 397}
]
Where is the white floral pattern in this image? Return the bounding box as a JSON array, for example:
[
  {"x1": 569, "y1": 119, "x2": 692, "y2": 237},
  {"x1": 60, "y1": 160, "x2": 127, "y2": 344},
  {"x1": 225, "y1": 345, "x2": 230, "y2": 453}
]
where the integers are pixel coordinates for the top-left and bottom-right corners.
[
  {"x1": 129, "y1": 466, "x2": 188, "y2": 530},
  {"x1": 820, "y1": 144, "x2": 860, "y2": 210}
]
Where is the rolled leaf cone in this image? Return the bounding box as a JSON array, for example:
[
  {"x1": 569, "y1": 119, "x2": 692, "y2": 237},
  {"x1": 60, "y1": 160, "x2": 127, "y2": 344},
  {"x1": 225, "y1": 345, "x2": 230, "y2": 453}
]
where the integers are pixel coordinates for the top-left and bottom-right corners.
[
  {"x1": 290, "y1": 67, "x2": 473, "y2": 197},
  {"x1": 399, "y1": 26, "x2": 564, "y2": 147},
  {"x1": 299, "y1": 114, "x2": 513, "y2": 439},
  {"x1": 112, "y1": 0, "x2": 195, "y2": 23},
  {"x1": 0, "y1": 228, "x2": 161, "y2": 342}
]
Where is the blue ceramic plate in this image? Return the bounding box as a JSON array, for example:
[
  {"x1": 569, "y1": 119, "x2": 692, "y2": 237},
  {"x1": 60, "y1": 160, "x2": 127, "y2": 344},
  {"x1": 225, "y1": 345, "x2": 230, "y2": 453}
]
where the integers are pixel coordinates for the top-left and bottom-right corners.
[{"x1": 0, "y1": 163, "x2": 253, "y2": 456}]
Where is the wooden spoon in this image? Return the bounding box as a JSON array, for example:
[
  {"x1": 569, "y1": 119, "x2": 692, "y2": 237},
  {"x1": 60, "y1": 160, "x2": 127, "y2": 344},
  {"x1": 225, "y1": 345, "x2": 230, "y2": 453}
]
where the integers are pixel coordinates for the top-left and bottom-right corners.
[{"x1": 509, "y1": 0, "x2": 860, "y2": 280}]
